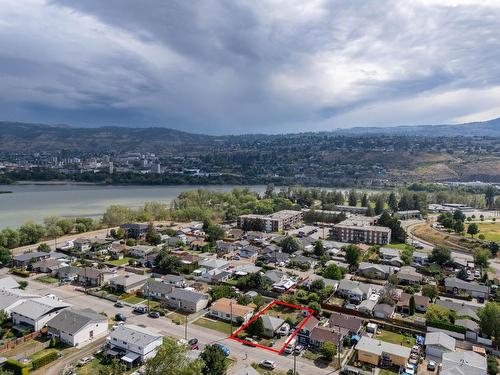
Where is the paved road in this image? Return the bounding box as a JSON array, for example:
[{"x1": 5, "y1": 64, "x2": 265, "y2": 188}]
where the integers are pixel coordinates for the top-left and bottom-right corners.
[{"x1": 18, "y1": 277, "x2": 338, "y2": 375}]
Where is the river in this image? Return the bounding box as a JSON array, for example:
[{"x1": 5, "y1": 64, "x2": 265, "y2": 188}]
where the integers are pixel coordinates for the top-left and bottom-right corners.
[{"x1": 0, "y1": 184, "x2": 268, "y2": 229}]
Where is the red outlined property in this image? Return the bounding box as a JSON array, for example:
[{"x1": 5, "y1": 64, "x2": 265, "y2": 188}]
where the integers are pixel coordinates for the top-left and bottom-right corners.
[{"x1": 229, "y1": 300, "x2": 315, "y2": 354}]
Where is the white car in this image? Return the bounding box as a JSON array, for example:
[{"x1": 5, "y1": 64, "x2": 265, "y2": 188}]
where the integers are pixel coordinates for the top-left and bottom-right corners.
[
  {"x1": 77, "y1": 356, "x2": 94, "y2": 366},
  {"x1": 260, "y1": 360, "x2": 276, "y2": 370}
]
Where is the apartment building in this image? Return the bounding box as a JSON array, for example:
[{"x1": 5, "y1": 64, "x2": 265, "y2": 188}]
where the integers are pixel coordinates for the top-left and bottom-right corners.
[
  {"x1": 237, "y1": 210, "x2": 303, "y2": 232},
  {"x1": 330, "y1": 223, "x2": 391, "y2": 245}
]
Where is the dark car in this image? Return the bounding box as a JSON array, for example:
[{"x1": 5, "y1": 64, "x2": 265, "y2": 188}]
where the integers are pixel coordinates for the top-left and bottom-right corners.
[
  {"x1": 148, "y1": 311, "x2": 160, "y2": 318},
  {"x1": 188, "y1": 338, "x2": 198, "y2": 346},
  {"x1": 114, "y1": 301, "x2": 124, "y2": 308},
  {"x1": 115, "y1": 313, "x2": 126, "y2": 321}
]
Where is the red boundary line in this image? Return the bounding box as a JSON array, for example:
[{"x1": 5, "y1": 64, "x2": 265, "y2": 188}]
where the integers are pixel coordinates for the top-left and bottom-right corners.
[{"x1": 229, "y1": 300, "x2": 315, "y2": 354}]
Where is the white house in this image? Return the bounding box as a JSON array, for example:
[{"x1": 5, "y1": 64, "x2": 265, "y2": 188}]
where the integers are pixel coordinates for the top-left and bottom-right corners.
[
  {"x1": 46, "y1": 308, "x2": 108, "y2": 347},
  {"x1": 425, "y1": 332, "x2": 456, "y2": 362},
  {"x1": 10, "y1": 296, "x2": 71, "y2": 331},
  {"x1": 441, "y1": 351, "x2": 487, "y2": 375},
  {"x1": 128, "y1": 245, "x2": 156, "y2": 259},
  {"x1": 0, "y1": 289, "x2": 40, "y2": 318},
  {"x1": 108, "y1": 324, "x2": 163, "y2": 366}
]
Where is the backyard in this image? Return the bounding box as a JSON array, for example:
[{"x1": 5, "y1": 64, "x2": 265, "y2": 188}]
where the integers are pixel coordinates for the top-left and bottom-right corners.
[
  {"x1": 119, "y1": 295, "x2": 146, "y2": 305},
  {"x1": 193, "y1": 317, "x2": 234, "y2": 335},
  {"x1": 375, "y1": 329, "x2": 415, "y2": 348},
  {"x1": 105, "y1": 257, "x2": 134, "y2": 266}
]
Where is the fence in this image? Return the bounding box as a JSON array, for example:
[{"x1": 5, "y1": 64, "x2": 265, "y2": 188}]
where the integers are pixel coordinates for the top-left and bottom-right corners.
[{"x1": 0, "y1": 332, "x2": 47, "y2": 355}]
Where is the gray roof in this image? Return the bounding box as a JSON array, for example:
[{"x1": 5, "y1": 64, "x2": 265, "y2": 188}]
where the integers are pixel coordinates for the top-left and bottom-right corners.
[
  {"x1": 0, "y1": 276, "x2": 19, "y2": 289},
  {"x1": 359, "y1": 262, "x2": 392, "y2": 274},
  {"x1": 169, "y1": 288, "x2": 208, "y2": 303},
  {"x1": 110, "y1": 274, "x2": 149, "y2": 287},
  {"x1": 355, "y1": 336, "x2": 411, "y2": 358},
  {"x1": 164, "y1": 274, "x2": 185, "y2": 283},
  {"x1": 379, "y1": 247, "x2": 400, "y2": 258},
  {"x1": 263, "y1": 269, "x2": 285, "y2": 284},
  {"x1": 425, "y1": 332, "x2": 456, "y2": 351},
  {"x1": 338, "y1": 279, "x2": 372, "y2": 295},
  {"x1": 455, "y1": 319, "x2": 479, "y2": 332},
  {"x1": 373, "y1": 303, "x2": 394, "y2": 316},
  {"x1": 441, "y1": 351, "x2": 487, "y2": 375},
  {"x1": 435, "y1": 299, "x2": 479, "y2": 321},
  {"x1": 47, "y1": 308, "x2": 106, "y2": 335},
  {"x1": 445, "y1": 277, "x2": 489, "y2": 293},
  {"x1": 261, "y1": 315, "x2": 285, "y2": 331},
  {"x1": 413, "y1": 252, "x2": 428, "y2": 259},
  {"x1": 110, "y1": 324, "x2": 162, "y2": 347},
  {"x1": 232, "y1": 366, "x2": 260, "y2": 375},
  {"x1": 11, "y1": 296, "x2": 70, "y2": 320},
  {"x1": 143, "y1": 279, "x2": 174, "y2": 295},
  {"x1": 14, "y1": 251, "x2": 48, "y2": 262}
]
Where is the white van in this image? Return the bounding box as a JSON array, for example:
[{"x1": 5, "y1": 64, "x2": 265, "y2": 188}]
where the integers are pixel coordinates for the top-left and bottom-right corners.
[{"x1": 283, "y1": 337, "x2": 297, "y2": 354}]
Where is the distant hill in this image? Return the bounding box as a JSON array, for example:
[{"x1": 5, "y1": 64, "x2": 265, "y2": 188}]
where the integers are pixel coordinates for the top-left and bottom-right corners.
[{"x1": 334, "y1": 117, "x2": 500, "y2": 137}]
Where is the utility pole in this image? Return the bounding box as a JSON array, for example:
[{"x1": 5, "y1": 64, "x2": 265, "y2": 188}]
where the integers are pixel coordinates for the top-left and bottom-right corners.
[
  {"x1": 184, "y1": 315, "x2": 188, "y2": 340},
  {"x1": 230, "y1": 300, "x2": 233, "y2": 335},
  {"x1": 293, "y1": 352, "x2": 296, "y2": 375}
]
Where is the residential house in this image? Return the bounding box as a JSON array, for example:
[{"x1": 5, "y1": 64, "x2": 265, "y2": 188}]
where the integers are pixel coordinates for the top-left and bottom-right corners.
[
  {"x1": 0, "y1": 276, "x2": 19, "y2": 290},
  {"x1": 373, "y1": 303, "x2": 395, "y2": 319},
  {"x1": 355, "y1": 336, "x2": 411, "y2": 367},
  {"x1": 209, "y1": 298, "x2": 254, "y2": 324},
  {"x1": 215, "y1": 240, "x2": 237, "y2": 254},
  {"x1": 328, "y1": 312, "x2": 363, "y2": 336},
  {"x1": 396, "y1": 266, "x2": 423, "y2": 285},
  {"x1": 261, "y1": 315, "x2": 285, "y2": 338},
  {"x1": 13, "y1": 251, "x2": 50, "y2": 268},
  {"x1": 163, "y1": 274, "x2": 186, "y2": 287},
  {"x1": 10, "y1": 296, "x2": 71, "y2": 331},
  {"x1": 57, "y1": 266, "x2": 113, "y2": 287},
  {"x1": 128, "y1": 245, "x2": 156, "y2": 259},
  {"x1": 261, "y1": 250, "x2": 290, "y2": 265},
  {"x1": 425, "y1": 332, "x2": 456, "y2": 362},
  {"x1": 120, "y1": 223, "x2": 149, "y2": 239},
  {"x1": 444, "y1": 277, "x2": 490, "y2": 299},
  {"x1": 190, "y1": 240, "x2": 209, "y2": 251},
  {"x1": 412, "y1": 252, "x2": 429, "y2": 265},
  {"x1": 198, "y1": 258, "x2": 229, "y2": 271},
  {"x1": 455, "y1": 318, "x2": 480, "y2": 341},
  {"x1": 298, "y1": 315, "x2": 320, "y2": 345},
  {"x1": 378, "y1": 248, "x2": 404, "y2": 267},
  {"x1": 441, "y1": 351, "x2": 487, "y2": 375},
  {"x1": 227, "y1": 228, "x2": 244, "y2": 240},
  {"x1": 435, "y1": 299, "x2": 480, "y2": 321},
  {"x1": 358, "y1": 262, "x2": 393, "y2": 280},
  {"x1": 291, "y1": 255, "x2": 317, "y2": 269},
  {"x1": 110, "y1": 274, "x2": 149, "y2": 294},
  {"x1": 109, "y1": 243, "x2": 127, "y2": 260},
  {"x1": 108, "y1": 324, "x2": 163, "y2": 366},
  {"x1": 0, "y1": 289, "x2": 39, "y2": 318},
  {"x1": 46, "y1": 308, "x2": 107, "y2": 347},
  {"x1": 32, "y1": 258, "x2": 64, "y2": 274},
  {"x1": 302, "y1": 275, "x2": 339, "y2": 291},
  {"x1": 166, "y1": 236, "x2": 186, "y2": 247},
  {"x1": 396, "y1": 293, "x2": 429, "y2": 314},
  {"x1": 263, "y1": 269, "x2": 286, "y2": 284},
  {"x1": 238, "y1": 245, "x2": 260, "y2": 259},
  {"x1": 337, "y1": 279, "x2": 373, "y2": 303},
  {"x1": 395, "y1": 210, "x2": 421, "y2": 220},
  {"x1": 142, "y1": 279, "x2": 174, "y2": 301},
  {"x1": 357, "y1": 299, "x2": 377, "y2": 315},
  {"x1": 309, "y1": 326, "x2": 341, "y2": 348},
  {"x1": 164, "y1": 288, "x2": 209, "y2": 313},
  {"x1": 73, "y1": 238, "x2": 92, "y2": 252},
  {"x1": 232, "y1": 264, "x2": 263, "y2": 277}
]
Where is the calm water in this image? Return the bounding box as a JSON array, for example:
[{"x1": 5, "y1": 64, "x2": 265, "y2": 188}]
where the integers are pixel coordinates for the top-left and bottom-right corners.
[{"x1": 0, "y1": 184, "x2": 267, "y2": 229}]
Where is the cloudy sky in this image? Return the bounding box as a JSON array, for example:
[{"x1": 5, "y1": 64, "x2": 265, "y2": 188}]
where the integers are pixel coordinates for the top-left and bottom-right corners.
[{"x1": 1, "y1": 0, "x2": 500, "y2": 134}]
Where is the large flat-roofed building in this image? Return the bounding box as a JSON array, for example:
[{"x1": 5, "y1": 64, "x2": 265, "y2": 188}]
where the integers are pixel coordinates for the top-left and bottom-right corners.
[
  {"x1": 330, "y1": 223, "x2": 391, "y2": 245},
  {"x1": 237, "y1": 210, "x2": 303, "y2": 232}
]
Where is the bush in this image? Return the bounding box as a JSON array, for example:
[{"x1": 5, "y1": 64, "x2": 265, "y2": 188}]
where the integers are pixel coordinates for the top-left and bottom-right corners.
[
  {"x1": 31, "y1": 349, "x2": 59, "y2": 370},
  {"x1": 427, "y1": 320, "x2": 466, "y2": 334},
  {"x1": 12, "y1": 269, "x2": 30, "y2": 278},
  {"x1": 4, "y1": 359, "x2": 30, "y2": 375}
]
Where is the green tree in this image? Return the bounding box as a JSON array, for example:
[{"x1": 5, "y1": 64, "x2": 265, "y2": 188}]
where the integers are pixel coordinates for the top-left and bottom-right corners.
[
  {"x1": 485, "y1": 185, "x2": 496, "y2": 209},
  {"x1": 308, "y1": 301, "x2": 321, "y2": 316},
  {"x1": 246, "y1": 317, "x2": 265, "y2": 337},
  {"x1": 453, "y1": 220, "x2": 464, "y2": 234},
  {"x1": 478, "y1": 302, "x2": 500, "y2": 347},
  {"x1": 37, "y1": 243, "x2": 51, "y2": 252},
  {"x1": 280, "y1": 236, "x2": 303, "y2": 254},
  {"x1": 322, "y1": 264, "x2": 345, "y2": 280},
  {"x1": 18, "y1": 281, "x2": 28, "y2": 290},
  {"x1": 209, "y1": 285, "x2": 232, "y2": 300},
  {"x1": 264, "y1": 184, "x2": 275, "y2": 199},
  {"x1": 388, "y1": 192, "x2": 399, "y2": 212},
  {"x1": 422, "y1": 284, "x2": 438, "y2": 301},
  {"x1": 361, "y1": 193, "x2": 369, "y2": 207},
  {"x1": 344, "y1": 245, "x2": 361, "y2": 267},
  {"x1": 47, "y1": 225, "x2": 63, "y2": 242},
  {"x1": 98, "y1": 359, "x2": 126, "y2": 375},
  {"x1": 400, "y1": 247, "x2": 413, "y2": 266},
  {"x1": 467, "y1": 223, "x2": 479, "y2": 238},
  {"x1": 156, "y1": 250, "x2": 181, "y2": 274},
  {"x1": 0, "y1": 247, "x2": 12, "y2": 266},
  {"x1": 18, "y1": 222, "x2": 46, "y2": 245},
  {"x1": 374, "y1": 196, "x2": 385, "y2": 215},
  {"x1": 0, "y1": 310, "x2": 6, "y2": 326},
  {"x1": 320, "y1": 342, "x2": 337, "y2": 361},
  {"x1": 474, "y1": 248, "x2": 490, "y2": 274},
  {"x1": 426, "y1": 304, "x2": 452, "y2": 323},
  {"x1": 0, "y1": 228, "x2": 20, "y2": 249},
  {"x1": 429, "y1": 246, "x2": 451, "y2": 266},
  {"x1": 348, "y1": 189, "x2": 357, "y2": 206},
  {"x1": 409, "y1": 295, "x2": 416, "y2": 316},
  {"x1": 313, "y1": 240, "x2": 325, "y2": 257},
  {"x1": 310, "y1": 279, "x2": 325, "y2": 292},
  {"x1": 102, "y1": 205, "x2": 134, "y2": 226},
  {"x1": 206, "y1": 224, "x2": 225, "y2": 243},
  {"x1": 146, "y1": 223, "x2": 162, "y2": 245},
  {"x1": 56, "y1": 219, "x2": 74, "y2": 234},
  {"x1": 144, "y1": 337, "x2": 204, "y2": 375},
  {"x1": 489, "y1": 241, "x2": 499, "y2": 257},
  {"x1": 365, "y1": 206, "x2": 375, "y2": 217},
  {"x1": 200, "y1": 344, "x2": 227, "y2": 375}
]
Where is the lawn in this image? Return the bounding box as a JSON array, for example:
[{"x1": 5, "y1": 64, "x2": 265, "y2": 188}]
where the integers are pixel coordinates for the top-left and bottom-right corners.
[
  {"x1": 105, "y1": 257, "x2": 133, "y2": 266},
  {"x1": 385, "y1": 243, "x2": 412, "y2": 250},
  {"x1": 29, "y1": 348, "x2": 58, "y2": 362},
  {"x1": 193, "y1": 317, "x2": 234, "y2": 335},
  {"x1": 169, "y1": 312, "x2": 187, "y2": 325},
  {"x1": 77, "y1": 357, "x2": 136, "y2": 375},
  {"x1": 379, "y1": 369, "x2": 399, "y2": 375},
  {"x1": 466, "y1": 222, "x2": 500, "y2": 241},
  {"x1": 37, "y1": 275, "x2": 59, "y2": 284},
  {"x1": 120, "y1": 295, "x2": 146, "y2": 305},
  {"x1": 265, "y1": 305, "x2": 304, "y2": 326},
  {"x1": 376, "y1": 329, "x2": 415, "y2": 348}
]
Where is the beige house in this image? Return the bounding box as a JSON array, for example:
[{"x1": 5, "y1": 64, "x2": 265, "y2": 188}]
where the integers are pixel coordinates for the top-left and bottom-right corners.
[
  {"x1": 209, "y1": 298, "x2": 254, "y2": 323},
  {"x1": 355, "y1": 336, "x2": 411, "y2": 367}
]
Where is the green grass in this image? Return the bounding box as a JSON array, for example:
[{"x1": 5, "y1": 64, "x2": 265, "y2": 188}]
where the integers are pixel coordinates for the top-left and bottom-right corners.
[
  {"x1": 303, "y1": 350, "x2": 321, "y2": 361},
  {"x1": 120, "y1": 295, "x2": 146, "y2": 305},
  {"x1": 29, "y1": 348, "x2": 58, "y2": 361},
  {"x1": 376, "y1": 329, "x2": 415, "y2": 348},
  {"x1": 379, "y1": 369, "x2": 399, "y2": 375},
  {"x1": 105, "y1": 257, "x2": 133, "y2": 266},
  {"x1": 467, "y1": 222, "x2": 500, "y2": 241},
  {"x1": 77, "y1": 358, "x2": 136, "y2": 375},
  {"x1": 37, "y1": 275, "x2": 59, "y2": 284},
  {"x1": 385, "y1": 243, "x2": 413, "y2": 250},
  {"x1": 193, "y1": 317, "x2": 234, "y2": 335}
]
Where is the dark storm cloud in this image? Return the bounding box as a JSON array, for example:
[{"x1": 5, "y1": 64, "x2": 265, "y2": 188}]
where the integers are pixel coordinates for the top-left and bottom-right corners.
[{"x1": 1, "y1": 0, "x2": 500, "y2": 134}]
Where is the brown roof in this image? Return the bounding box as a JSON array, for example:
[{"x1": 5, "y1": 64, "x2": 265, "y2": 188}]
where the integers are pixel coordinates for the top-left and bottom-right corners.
[
  {"x1": 310, "y1": 326, "x2": 341, "y2": 344},
  {"x1": 396, "y1": 293, "x2": 430, "y2": 307},
  {"x1": 210, "y1": 298, "x2": 254, "y2": 319},
  {"x1": 329, "y1": 311, "x2": 363, "y2": 333},
  {"x1": 302, "y1": 315, "x2": 320, "y2": 331}
]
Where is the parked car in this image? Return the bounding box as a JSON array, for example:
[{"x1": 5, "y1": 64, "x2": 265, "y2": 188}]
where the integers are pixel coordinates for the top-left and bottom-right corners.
[
  {"x1": 260, "y1": 360, "x2": 276, "y2": 370},
  {"x1": 77, "y1": 356, "x2": 94, "y2": 367},
  {"x1": 243, "y1": 337, "x2": 257, "y2": 346},
  {"x1": 213, "y1": 343, "x2": 230, "y2": 356},
  {"x1": 133, "y1": 305, "x2": 147, "y2": 314},
  {"x1": 427, "y1": 360, "x2": 436, "y2": 371},
  {"x1": 115, "y1": 313, "x2": 126, "y2": 321},
  {"x1": 188, "y1": 338, "x2": 198, "y2": 346},
  {"x1": 293, "y1": 344, "x2": 304, "y2": 355},
  {"x1": 114, "y1": 301, "x2": 124, "y2": 308},
  {"x1": 148, "y1": 311, "x2": 160, "y2": 318}
]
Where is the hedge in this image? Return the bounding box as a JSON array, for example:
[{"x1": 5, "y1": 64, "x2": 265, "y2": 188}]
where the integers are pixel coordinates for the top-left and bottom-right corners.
[
  {"x1": 427, "y1": 320, "x2": 466, "y2": 334},
  {"x1": 4, "y1": 359, "x2": 30, "y2": 375},
  {"x1": 31, "y1": 349, "x2": 59, "y2": 370},
  {"x1": 12, "y1": 269, "x2": 30, "y2": 278}
]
